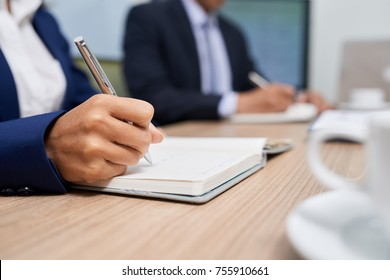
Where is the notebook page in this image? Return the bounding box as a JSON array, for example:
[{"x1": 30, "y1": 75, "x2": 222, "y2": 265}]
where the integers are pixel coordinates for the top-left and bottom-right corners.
[{"x1": 116, "y1": 137, "x2": 266, "y2": 181}]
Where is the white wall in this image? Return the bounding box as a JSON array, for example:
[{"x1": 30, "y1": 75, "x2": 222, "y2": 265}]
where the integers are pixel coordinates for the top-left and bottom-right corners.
[
  {"x1": 45, "y1": 0, "x2": 145, "y2": 60},
  {"x1": 310, "y1": 0, "x2": 390, "y2": 102}
]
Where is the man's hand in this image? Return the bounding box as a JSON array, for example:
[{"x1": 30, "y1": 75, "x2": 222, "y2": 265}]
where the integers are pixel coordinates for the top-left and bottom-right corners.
[
  {"x1": 295, "y1": 90, "x2": 334, "y2": 113},
  {"x1": 237, "y1": 84, "x2": 295, "y2": 113},
  {"x1": 45, "y1": 94, "x2": 163, "y2": 184}
]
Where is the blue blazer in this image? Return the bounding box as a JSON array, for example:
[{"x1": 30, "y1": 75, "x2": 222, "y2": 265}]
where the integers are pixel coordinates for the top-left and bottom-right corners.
[
  {"x1": 0, "y1": 8, "x2": 96, "y2": 194},
  {"x1": 123, "y1": 0, "x2": 256, "y2": 125}
]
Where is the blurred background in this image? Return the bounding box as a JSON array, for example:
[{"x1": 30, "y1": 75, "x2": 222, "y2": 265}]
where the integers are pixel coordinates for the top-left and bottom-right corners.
[{"x1": 45, "y1": 0, "x2": 390, "y2": 102}]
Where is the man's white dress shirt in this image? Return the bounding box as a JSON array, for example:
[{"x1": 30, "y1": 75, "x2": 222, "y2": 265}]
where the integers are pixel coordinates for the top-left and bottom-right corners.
[{"x1": 181, "y1": 0, "x2": 238, "y2": 117}]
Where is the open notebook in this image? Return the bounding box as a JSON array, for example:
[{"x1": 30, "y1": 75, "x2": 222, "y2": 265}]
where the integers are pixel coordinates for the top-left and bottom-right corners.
[
  {"x1": 72, "y1": 137, "x2": 268, "y2": 203},
  {"x1": 230, "y1": 103, "x2": 318, "y2": 124}
]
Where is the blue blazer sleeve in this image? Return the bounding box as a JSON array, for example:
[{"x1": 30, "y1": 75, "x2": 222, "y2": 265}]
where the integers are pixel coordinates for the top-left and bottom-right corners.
[
  {"x1": 0, "y1": 112, "x2": 67, "y2": 194},
  {"x1": 0, "y1": 7, "x2": 97, "y2": 194}
]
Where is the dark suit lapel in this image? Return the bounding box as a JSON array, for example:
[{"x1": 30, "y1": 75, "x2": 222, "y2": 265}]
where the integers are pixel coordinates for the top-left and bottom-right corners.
[
  {"x1": 219, "y1": 18, "x2": 234, "y2": 64},
  {"x1": 32, "y1": 8, "x2": 73, "y2": 107},
  {"x1": 0, "y1": 49, "x2": 20, "y2": 120},
  {"x1": 218, "y1": 17, "x2": 237, "y2": 88},
  {"x1": 170, "y1": 0, "x2": 201, "y2": 86},
  {"x1": 32, "y1": 9, "x2": 63, "y2": 64}
]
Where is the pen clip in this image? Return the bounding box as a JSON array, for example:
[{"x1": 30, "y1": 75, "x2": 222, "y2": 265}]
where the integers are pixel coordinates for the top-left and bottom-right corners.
[{"x1": 74, "y1": 36, "x2": 117, "y2": 96}]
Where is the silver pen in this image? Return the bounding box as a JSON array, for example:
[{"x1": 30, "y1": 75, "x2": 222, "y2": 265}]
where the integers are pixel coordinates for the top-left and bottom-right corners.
[
  {"x1": 249, "y1": 71, "x2": 301, "y2": 99},
  {"x1": 74, "y1": 36, "x2": 153, "y2": 165},
  {"x1": 248, "y1": 71, "x2": 270, "y2": 88}
]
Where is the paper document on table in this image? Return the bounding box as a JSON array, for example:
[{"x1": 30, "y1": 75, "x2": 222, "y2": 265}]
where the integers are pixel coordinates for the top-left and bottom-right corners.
[
  {"x1": 230, "y1": 103, "x2": 317, "y2": 124},
  {"x1": 309, "y1": 110, "x2": 374, "y2": 134}
]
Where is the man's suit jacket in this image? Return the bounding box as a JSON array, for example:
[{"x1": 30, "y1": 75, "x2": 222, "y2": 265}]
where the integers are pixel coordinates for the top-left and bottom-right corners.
[
  {"x1": 123, "y1": 0, "x2": 256, "y2": 125},
  {"x1": 0, "y1": 8, "x2": 96, "y2": 194}
]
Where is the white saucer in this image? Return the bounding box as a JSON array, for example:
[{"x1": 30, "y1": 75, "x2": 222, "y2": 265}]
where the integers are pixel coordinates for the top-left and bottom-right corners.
[
  {"x1": 339, "y1": 101, "x2": 390, "y2": 111},
  {"x1": 286, "y1": 190, "x2": 390, "y2": 259}
]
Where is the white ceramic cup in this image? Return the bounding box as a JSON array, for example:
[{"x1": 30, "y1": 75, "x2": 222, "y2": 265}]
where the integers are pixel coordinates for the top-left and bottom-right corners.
[
  {"x1": 349, "y1": 88, "x2": 386, "y2": 109},
  {"x1": 308, "y1": 112, "x2": 390, "y2": 241}
]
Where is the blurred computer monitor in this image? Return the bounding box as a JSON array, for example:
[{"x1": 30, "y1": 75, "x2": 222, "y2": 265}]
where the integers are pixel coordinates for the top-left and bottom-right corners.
[{"x1": 221, "y1": 0, "x2": 310, "y2": 89}]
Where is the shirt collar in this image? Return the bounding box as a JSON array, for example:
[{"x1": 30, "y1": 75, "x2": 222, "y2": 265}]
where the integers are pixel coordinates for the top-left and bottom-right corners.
[
  {"x1": 0, "y1": 0, "x2": 42, "y2": 25},
  {"x1": 181, "y1": 0, "x2": 218, "y2": 28}
]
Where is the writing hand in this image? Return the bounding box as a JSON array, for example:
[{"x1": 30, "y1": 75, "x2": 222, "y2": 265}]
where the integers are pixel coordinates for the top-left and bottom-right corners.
[
  {"x1": 237, "y1": 84, "x2": 294, "y2": 113},
  {"x1": 45, "y1": 94, "x2": 163, "y2": 184},
  {"x1": 295, "y1": 90, "x2": 334, "y2": 113}
]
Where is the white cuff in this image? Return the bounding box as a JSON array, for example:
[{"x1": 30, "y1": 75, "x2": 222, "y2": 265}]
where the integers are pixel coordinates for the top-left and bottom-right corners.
[{"x1": 217, "y1": 92, "x2": 238, "y2": 118}]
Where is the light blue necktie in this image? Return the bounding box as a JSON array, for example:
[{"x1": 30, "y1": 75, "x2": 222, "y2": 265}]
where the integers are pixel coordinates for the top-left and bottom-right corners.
[{"x1": 202, "y1": 18, "x2": 219, "y2": 94}]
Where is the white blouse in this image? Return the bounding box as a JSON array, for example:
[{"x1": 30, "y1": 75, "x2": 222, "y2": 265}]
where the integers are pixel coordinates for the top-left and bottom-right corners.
[{"x1": 0, "y1": 0, "x2": 66, "y2": 118}]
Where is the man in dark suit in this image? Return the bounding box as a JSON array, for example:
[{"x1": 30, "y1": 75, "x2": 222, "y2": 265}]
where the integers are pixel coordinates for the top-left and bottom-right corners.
[
  {"x1": 123, "y1": 0, "x2": 330, "y2": 125},
  {"x1": 0, "y1": 1, "x2": 162, "y2": 194}
]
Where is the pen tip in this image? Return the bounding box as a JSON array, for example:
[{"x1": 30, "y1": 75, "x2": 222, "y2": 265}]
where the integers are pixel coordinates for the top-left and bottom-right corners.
[{"x1": 144, "y1": 153, "x2": 153, "y2": 165}]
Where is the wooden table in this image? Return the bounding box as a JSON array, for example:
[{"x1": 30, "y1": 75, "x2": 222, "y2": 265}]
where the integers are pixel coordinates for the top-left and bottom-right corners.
[{"x1": 0, "y1": 121, "x2": 364, "y2": 259}]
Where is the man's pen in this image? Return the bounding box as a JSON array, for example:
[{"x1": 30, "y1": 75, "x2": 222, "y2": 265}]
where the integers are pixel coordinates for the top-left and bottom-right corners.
[
  {"x1": 249, "y1": 71, "x2": 302, "y2": 100},
  {"x1": 74, "y1": 36, "x2": 153, "y2": 165},
  {"x1": 248, "y1": 71, "x2": 270, "y2": 88}
]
